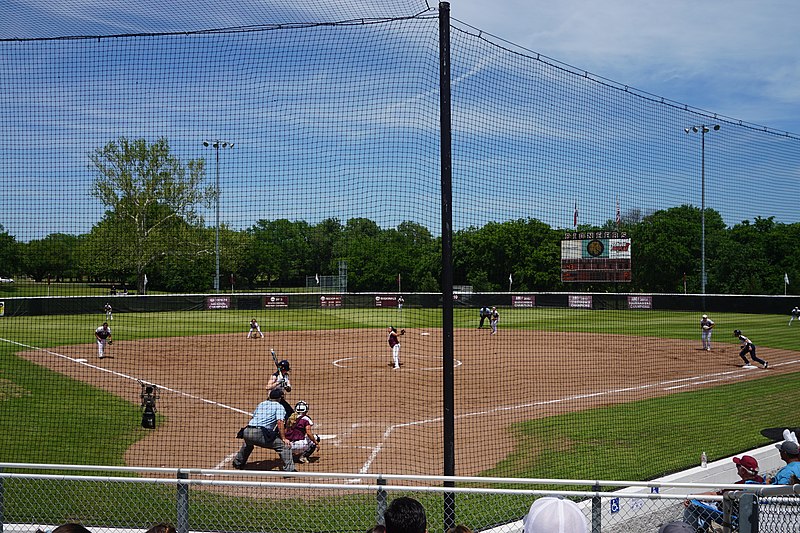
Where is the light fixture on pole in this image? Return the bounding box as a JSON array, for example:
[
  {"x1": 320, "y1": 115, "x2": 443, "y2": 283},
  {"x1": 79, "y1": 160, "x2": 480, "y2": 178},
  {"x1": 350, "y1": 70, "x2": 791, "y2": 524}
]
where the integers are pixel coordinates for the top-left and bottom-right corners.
[
  {"x1": 684, "y1": 124, "x2": 720, "y2": 295},
  {"x1": 202, "y1": 140, "x2": 234, "y2": 292}
]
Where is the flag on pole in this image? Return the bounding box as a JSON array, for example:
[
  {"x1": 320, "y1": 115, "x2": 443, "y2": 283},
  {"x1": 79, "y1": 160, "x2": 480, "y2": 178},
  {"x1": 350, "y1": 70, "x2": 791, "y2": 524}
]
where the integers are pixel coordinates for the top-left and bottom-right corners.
[
  {"x1": 315, "y1": 273, "x2": 320, "y2": 285},
  {"x1": 509, "y1": 273, "x2": 513, "y2": 284},
  {"x1": 786, "y1": 273, "x2": 790, "y2": 286},
  {"x1": 573, "y1": 201, "x2": 578, "y2": 228},
  {"x1": 144, "y1": 274, "x2": 148, "y2": 286},
  {"x1": 615, "y1": 197, "x2": 621, "y2": 226}
]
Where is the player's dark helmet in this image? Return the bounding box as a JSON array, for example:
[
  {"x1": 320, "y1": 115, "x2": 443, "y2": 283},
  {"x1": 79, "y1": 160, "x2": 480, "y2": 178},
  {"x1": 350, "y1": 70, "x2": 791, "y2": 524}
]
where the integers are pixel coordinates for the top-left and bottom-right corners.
[
  {"x1": 295, "y1": 400, "x2": 308, "y2": 414},
  {"x1": 733, "y1": 329, "x2": 742, "y2": 336},
  {"x1": 278, "y1": 359, "x2": 291, "y2": 371}
]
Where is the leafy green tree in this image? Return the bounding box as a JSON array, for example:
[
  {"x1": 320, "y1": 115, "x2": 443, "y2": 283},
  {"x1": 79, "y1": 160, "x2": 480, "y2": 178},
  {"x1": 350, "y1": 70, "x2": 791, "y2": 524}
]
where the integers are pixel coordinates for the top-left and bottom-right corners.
[
  {"x1": 334, "y1": 218, "x2": 386, "y2": 291},
  {"x1": 712, "y1": 217, "x2": 800, "y2": 295},
  {"x1": 629, "y1": 205, "x2": 725, "y2": 293},
  {"x1": 22, "y1": 233, "x2": 80, "y2": 282},
  {"x1": 0, "y1": 225, "x2": 20, "y2": 278},
  {"x1": 246, "y1": 219, "x2": 311, "y2": 287},
  {"x1": 454, "y1": 219, "x2": 560, "y2": 291},
  {"x1": 308, "y1": 218, "x2": 343, "y2": 279},
  {"x1": 90, "y1": 137, "x2": 213, "y2": 293}
]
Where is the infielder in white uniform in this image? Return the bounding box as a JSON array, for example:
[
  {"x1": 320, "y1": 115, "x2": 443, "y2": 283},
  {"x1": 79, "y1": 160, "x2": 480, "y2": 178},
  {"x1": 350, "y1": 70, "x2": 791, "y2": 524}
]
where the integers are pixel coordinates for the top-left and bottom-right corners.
[
  {"x1": 104, "y1": 302, "x2": 113, "y2": 321},
  {"x1": 95, "y1": 322, "x2": 112, "y2": 359},
  {"x1": 490, "y1": 307, "x2": 499, "y2": 335},
  {"x1": 790, "y1": 307, "x2": 800, "y2": 326},
  {"x1": 248, "y1": 318, "x2": 264, "y2": 339},
  {"x1": 700, "y1": 314, "x2": 715, "y2": 351}
]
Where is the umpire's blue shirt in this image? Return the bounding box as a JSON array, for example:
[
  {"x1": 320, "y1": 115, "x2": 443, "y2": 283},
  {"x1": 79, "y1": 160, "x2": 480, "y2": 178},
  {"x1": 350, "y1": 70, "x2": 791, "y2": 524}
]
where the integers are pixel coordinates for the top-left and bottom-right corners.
[{"x1": 248, "y1": 399, "x2": 284, "y2": 429}]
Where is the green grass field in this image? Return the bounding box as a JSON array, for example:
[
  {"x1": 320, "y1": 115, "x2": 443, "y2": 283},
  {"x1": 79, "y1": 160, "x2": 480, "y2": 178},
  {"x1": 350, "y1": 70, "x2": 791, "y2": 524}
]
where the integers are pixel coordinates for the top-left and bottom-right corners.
[{"x1": 2, "y1": 306, "x2": 799, "y2": 529}]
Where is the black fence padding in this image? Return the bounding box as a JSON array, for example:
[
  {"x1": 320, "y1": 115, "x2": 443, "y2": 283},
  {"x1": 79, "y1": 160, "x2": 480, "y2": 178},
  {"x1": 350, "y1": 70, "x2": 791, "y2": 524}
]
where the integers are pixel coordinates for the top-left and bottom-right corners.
[{"x1": 0, "y1": 293, "x2": 795, "y2": 317}]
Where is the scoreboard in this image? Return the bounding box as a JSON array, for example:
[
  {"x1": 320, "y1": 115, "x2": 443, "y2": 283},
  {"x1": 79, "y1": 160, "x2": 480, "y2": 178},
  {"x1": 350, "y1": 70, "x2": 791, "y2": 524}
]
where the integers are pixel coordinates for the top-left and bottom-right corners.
[{"x1": 561, "y1": 231, "x2": 632, "y2": 282}]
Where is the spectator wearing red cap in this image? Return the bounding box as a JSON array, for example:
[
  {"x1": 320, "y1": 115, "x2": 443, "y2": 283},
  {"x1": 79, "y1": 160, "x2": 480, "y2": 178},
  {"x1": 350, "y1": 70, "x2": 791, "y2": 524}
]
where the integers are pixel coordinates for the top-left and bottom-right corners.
[
  {"x1": 768, "y1": 440, "x2": 800, "y2": 484},
  {"x1": 683, "y1": 455, "x2": 763, "y2": 531}
]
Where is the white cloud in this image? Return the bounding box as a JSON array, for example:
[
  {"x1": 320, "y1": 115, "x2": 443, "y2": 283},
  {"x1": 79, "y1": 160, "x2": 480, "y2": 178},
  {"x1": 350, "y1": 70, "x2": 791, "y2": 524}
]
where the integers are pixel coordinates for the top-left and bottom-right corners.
[{"x1": 450, "y1": 0, "x2": 800, "y2": 133}]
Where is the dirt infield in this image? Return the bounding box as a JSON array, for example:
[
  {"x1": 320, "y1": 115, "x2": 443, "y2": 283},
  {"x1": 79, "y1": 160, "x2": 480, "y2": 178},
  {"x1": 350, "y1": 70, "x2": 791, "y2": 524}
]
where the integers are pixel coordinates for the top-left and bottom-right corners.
[{"x1": 19, "y1": 328, "x2": 799, "y2": 475}]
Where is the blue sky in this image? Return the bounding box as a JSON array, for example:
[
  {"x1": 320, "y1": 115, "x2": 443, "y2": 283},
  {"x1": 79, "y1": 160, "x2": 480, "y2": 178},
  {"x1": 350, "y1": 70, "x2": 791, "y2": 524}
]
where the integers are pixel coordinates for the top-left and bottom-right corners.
[{"x1": 1, "y1": 0, "x2": 798, "y2": 241}]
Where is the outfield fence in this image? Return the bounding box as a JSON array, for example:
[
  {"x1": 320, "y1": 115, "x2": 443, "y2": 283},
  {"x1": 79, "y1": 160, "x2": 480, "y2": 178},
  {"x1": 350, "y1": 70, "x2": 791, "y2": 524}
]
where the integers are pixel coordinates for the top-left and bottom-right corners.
[
  {"x1": 1, "y1": 292, "x2": 797, "y2": 317},
  {"x1": 1, "y1": 465, "x2": 799, "y2": 533}
]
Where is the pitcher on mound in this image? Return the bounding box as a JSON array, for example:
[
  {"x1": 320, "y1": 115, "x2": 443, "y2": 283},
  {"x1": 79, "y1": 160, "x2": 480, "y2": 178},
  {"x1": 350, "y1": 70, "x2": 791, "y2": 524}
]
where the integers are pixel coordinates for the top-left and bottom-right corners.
[{"x1": 387, "y1": 326, "x2": 404, "y2": 369}]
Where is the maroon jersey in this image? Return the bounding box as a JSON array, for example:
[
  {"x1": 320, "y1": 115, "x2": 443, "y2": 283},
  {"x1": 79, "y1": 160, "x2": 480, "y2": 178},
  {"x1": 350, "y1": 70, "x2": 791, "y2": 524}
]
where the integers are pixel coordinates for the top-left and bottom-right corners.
[
  {"x1": 388, "y1": 331, "x2": 400, "y2": 348},
  {"x1": 285, "y1": 416, "x2": 312, "y2": 442}
]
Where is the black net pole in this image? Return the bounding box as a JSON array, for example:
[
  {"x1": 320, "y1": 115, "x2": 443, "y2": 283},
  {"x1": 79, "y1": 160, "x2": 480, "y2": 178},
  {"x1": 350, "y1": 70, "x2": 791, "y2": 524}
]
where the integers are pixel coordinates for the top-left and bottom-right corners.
[{"x1": 439, "y1": 2, "x2": 456, "y2": 531}]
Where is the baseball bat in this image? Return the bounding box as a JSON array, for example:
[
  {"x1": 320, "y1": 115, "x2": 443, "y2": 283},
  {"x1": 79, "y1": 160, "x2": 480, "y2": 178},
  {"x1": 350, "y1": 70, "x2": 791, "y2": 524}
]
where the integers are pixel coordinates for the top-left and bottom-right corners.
[{"x1": 271, "y1": 348, "x2": 284, "y2": 382}]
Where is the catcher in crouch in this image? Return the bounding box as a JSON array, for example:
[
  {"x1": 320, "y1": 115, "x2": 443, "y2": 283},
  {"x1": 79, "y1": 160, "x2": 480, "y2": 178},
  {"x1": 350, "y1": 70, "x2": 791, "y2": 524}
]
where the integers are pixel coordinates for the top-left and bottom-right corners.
[
  {"x1": 285, "y1": 400, "x2": 320, "y2": 464},
  {"x1": 387, "y1": 326, "x2": 405, "y2": 369}
]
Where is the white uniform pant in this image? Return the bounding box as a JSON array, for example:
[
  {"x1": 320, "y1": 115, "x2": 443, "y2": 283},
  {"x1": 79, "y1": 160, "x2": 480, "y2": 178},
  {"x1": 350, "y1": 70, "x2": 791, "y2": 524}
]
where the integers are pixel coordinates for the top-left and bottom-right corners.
[
  {"x1": 392, "y1": 344, "x2": 401, "y2": 368},
  {"x1": 701, "y1": 330, "x2": 712, "y2": 350},
  {"x1": 97, "y1": 339, "x2": 108, "y2": 357},
  {"x1": 290, "y1": 437, "x2": 315, "y2": 455}
]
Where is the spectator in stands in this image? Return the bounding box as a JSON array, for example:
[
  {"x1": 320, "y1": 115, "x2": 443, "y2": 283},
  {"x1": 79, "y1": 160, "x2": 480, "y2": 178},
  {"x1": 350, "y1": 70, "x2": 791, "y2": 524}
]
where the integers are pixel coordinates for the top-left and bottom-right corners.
[
  {"x1": 384, "y1": 497, "x2": 427, "y2": 533},
  {"x1": 768, "y1": 440, "x2": 800, "y2": 484},
  {"x1": 523, "y1": 497, "x2": 588, "y2": 533},
  {"x1": 40, "y1": 524, "x2": 92, "y2": 533},
  {"x1": 683, "y1": 454, "x2": 764, "y2": 531},
  {"x1": 446, "y1": 526, "x2": 472, "y2": 533},
  {"x1": 145, "y1": 525, "x2": 176, "y2": 533},
  {"x1": 657, "y1": 521, "x2": 694, "y2": 533}
]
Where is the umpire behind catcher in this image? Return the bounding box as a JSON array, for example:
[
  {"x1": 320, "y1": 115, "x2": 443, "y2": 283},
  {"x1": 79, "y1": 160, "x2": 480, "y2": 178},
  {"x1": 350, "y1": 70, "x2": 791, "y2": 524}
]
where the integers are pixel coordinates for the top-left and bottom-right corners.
[{"x1": 232, "y1": 388, "x2": 297, "y2": 472}]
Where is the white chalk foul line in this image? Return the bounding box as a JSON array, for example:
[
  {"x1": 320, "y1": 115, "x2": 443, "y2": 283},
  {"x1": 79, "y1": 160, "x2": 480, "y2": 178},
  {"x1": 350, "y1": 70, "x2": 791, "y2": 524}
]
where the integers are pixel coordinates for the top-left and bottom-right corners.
[
  {"x1": 357, "y1": 359, "x2": 800, "y2": 474},
  {"x1": 2, "y1": 337, "x2": 262, "y2": 471},
  {"x1": 1, "y1": 338, "x2": 253, "y2": 416}
]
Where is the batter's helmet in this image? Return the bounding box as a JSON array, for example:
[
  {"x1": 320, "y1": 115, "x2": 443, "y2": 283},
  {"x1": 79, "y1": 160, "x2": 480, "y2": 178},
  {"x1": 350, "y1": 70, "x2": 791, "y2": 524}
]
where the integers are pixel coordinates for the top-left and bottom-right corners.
[
  {"x1": 733, "y1": 329, "x2": 742, "y2": 336},
  {"x1": 295, "y1": 400, "x2": 308, "y2": 414},
  {"x1": 278, "y1": 359, "x2": 291, "y2": 371}
]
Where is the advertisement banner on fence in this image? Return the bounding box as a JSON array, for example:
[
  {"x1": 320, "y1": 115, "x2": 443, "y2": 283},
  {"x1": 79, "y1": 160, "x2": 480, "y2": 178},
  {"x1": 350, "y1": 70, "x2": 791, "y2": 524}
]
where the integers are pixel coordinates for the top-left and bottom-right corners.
[
  {"x1": 205, "y1": 296, "x2": 231, "y2": 310},
  {"x1": 320, "y1": 295, "x2": 343, "y2": 308},
  {"x1": 568, "y1": 295, "x2": 593, "y2": 309},
  {"x1": 512, "y1": 295, "x2": 536, "y2": 308},
  {"x1": 264, "y1": 295, "x2": 289, "y2": 308},
  {"x1": 628, "y1": 295, "x2": 653, "y2": 309},
  {"x1": 374, "y1": 295, "x2": 398, "y2": 308}
]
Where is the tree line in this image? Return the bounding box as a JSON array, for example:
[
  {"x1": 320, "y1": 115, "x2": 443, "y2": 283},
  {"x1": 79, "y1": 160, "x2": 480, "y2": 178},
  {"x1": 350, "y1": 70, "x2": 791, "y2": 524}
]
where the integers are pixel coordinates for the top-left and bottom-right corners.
[{"x1": 0, "y1": 138, "x2": 797, "y2": 295}]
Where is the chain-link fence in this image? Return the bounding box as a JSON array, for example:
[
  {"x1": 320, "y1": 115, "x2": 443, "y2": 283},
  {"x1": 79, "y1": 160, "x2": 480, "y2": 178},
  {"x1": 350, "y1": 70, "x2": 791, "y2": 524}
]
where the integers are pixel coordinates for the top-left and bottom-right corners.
[{"x1": 2, "y1": 464, "x2": 798, "y2": 533}]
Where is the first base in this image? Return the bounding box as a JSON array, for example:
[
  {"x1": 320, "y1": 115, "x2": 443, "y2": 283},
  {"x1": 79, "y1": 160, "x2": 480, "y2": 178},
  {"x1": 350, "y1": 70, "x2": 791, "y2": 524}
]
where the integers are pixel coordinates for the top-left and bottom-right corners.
[
  {"x1": 420, "y1": 332, "x2": 430, "y2": 336},
  {"x1": 75, "y1": 358, "x2": 88, "y2": 363},
  {"x1": 743, "y1": 364, "x2": 757, "y2": 369}
]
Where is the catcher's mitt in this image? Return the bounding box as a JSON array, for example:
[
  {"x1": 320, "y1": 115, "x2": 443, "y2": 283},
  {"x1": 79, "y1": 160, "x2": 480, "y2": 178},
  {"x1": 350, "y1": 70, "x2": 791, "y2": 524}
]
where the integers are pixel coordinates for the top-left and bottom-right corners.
[
  {"x1": 108, "y1": 340, "x2": 113, "y2": 345},
  {"x1": 284, "y1": 385, "x2": 292, "y2": 393},
  {"x1": 400, "y1": 329, "x2": 406, "y2": 335}
]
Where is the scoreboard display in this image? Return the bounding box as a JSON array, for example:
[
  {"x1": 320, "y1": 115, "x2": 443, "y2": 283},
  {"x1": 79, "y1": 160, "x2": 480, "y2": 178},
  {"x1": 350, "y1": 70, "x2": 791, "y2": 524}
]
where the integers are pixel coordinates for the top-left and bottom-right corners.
[{"x1": 561, "y1": 231, "x2": 632, "y2": 282}]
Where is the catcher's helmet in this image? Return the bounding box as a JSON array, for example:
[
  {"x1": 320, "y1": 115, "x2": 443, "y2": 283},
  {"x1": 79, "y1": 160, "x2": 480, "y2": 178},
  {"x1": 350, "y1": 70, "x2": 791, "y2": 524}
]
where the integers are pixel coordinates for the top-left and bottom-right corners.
[
  {"x1": 295, "y1": 400, "x2": 308, "y2": 414},
  {"x1": 734, "y1": 329, "x2": 742, "y2": 336},
  {"x1": 278, "y1": 359, "x2": 291, "y2": 371}
]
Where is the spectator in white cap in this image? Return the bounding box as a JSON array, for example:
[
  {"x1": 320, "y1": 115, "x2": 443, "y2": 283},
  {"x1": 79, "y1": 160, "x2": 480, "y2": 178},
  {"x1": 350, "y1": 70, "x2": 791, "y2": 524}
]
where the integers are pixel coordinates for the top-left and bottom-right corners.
[
  {"x1": 523, "y1": 497, "x2": 588, "y2": 533},
  {"x1": 768, "y1": 440, "x2": 800, "y2": 484}
]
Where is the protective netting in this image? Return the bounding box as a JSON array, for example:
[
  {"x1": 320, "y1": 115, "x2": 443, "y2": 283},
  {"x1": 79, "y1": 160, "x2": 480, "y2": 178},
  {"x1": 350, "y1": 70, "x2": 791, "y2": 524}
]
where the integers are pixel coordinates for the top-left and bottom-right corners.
[{"x1": 2, "y1": 1, "x2": 800, "y2": 505}]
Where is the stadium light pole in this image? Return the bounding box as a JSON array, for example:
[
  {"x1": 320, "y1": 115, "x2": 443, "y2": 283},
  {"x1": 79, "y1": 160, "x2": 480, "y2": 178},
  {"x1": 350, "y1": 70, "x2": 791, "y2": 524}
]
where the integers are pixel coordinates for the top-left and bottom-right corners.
[
  {"x1": 684, "y1": 124, "x2": 720, "y2": 295},
  {"x1": 203, "y1": 140, "x2": 234, "y2": 292}
]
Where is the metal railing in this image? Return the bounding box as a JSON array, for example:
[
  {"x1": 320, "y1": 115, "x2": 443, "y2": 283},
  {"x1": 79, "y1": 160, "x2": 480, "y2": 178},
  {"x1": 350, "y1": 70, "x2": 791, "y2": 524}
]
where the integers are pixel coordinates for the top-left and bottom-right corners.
[{"x1": 1, "y1": 464, "x2": 798, "y2": 533}]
